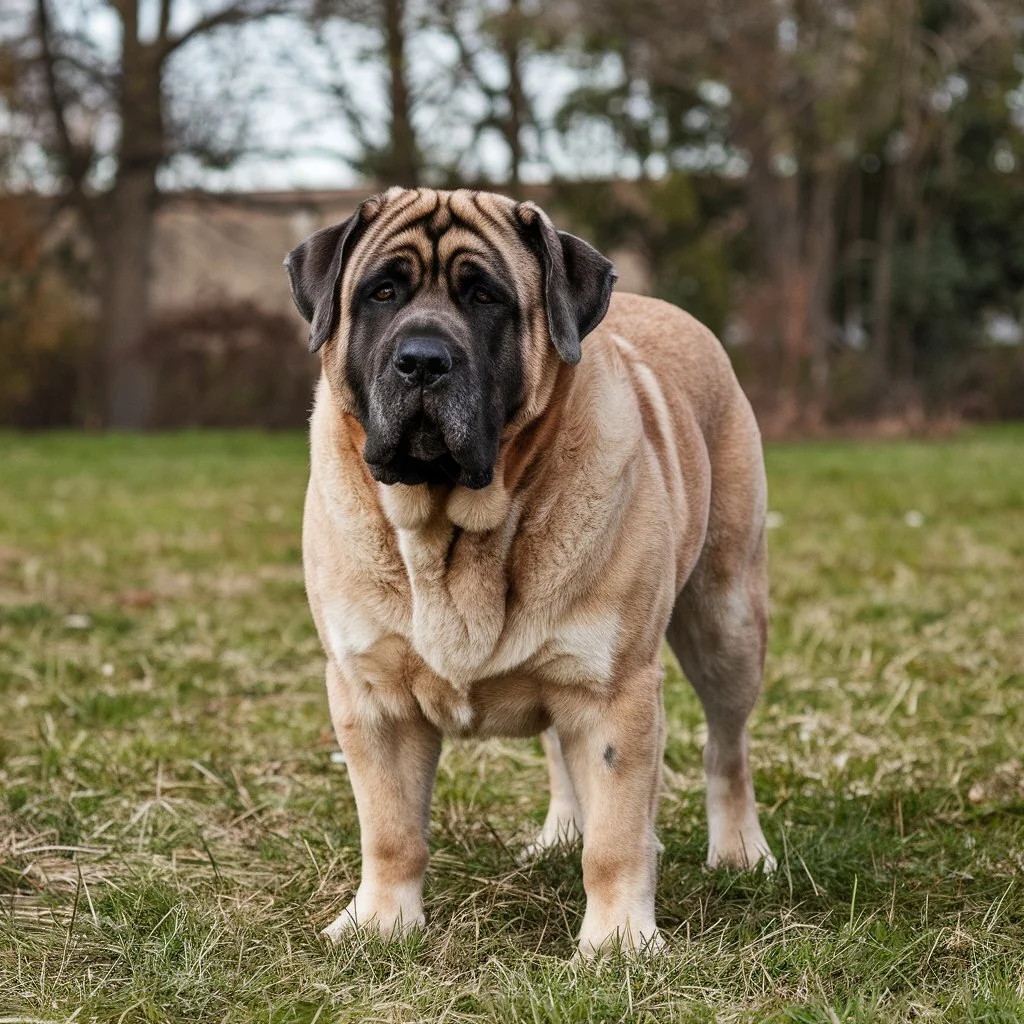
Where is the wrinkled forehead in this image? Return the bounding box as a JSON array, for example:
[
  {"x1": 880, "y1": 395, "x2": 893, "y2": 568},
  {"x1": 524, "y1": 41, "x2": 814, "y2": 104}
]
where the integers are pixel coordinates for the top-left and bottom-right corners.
[{"x1": 342, "y1": 188, "x2": 531, "y2": 294}]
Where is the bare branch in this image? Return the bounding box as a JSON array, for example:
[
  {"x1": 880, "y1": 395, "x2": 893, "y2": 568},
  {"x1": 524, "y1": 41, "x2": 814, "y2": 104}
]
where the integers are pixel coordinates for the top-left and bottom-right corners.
[
  {"x1": 435, "y1": 0, "x2": 493, "y2": 96},
  {"x1": 33, "y1": 0, "x2": 94, "y2": 217},
  {"x1": 162, "y1": 0, "x2": 295, "y2": 58},
  {"x1": 98, "y1": 0, "x2": 139, "y2": 44},
  {"x1": 158, "y1": 0, "x2": 172, "y2": 42}
]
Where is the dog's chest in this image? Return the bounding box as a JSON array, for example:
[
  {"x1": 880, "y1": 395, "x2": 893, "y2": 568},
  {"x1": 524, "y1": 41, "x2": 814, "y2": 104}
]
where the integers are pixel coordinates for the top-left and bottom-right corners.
[
  {"x1": 323, "y1": 586, "x2": 619, "y2": 737},
  {"x1": 319, "y1": 473, "x2": 626, "y2": 735}
]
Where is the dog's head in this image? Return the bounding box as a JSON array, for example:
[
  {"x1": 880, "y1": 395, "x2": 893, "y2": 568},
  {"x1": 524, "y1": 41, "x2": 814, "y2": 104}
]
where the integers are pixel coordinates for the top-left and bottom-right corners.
[{"x1": 285, "y1": 188, "x2": 615, "y2": 490}]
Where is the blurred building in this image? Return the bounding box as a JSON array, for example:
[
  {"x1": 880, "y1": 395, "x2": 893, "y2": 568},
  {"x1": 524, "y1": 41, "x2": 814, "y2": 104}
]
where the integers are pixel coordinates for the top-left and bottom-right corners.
[
  {"x1": 150, "y1": 190, "x2": 360, "y2": 327},
  {"x1": 143, "y1": 189, "x2": 651, "y2": 426},
  {"x1": 149, "y1": 187, "x2": 650, "y2": 321}
]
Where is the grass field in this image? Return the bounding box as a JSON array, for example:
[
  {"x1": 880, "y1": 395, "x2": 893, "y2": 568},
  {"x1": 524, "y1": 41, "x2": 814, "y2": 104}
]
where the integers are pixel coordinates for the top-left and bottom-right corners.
[{"x1": 1, "y1": 427, "x2": 1023, "y2": 1023}]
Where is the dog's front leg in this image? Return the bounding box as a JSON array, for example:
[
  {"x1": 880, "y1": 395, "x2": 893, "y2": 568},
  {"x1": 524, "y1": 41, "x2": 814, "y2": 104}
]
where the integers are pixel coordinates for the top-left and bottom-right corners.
[
  {"x1": 321, "y1": 661, "x2": 442, "y2": 943},
  {"x1": 556, "y1": 664, "x2": 666, "y2": 957}
]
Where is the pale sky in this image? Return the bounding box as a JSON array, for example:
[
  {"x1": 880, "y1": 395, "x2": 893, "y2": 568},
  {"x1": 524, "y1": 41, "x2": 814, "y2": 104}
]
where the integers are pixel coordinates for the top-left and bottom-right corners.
[{"x1": 150, "y1": 4, "x2": 619, "y2": 193}]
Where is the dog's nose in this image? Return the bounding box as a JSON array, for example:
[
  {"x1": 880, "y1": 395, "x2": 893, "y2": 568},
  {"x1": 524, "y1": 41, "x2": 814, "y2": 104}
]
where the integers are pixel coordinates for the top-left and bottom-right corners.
[{"x1": 392, "y1": 337, "x2": 453, "y2": 386}]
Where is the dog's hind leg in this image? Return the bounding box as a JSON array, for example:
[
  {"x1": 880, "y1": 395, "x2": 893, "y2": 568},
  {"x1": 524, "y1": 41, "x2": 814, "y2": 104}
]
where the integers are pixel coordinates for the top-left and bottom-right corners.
[
  {"x1": 519, "y1": 728, "x2": 582, "y2": 861},
  {"x1": 666, "y1": 454, "x2": 775, "y2": 872}
]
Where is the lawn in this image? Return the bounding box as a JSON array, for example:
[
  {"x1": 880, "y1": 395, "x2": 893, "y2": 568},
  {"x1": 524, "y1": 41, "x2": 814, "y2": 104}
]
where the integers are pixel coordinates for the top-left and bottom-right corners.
[{"x1": 1, "y1": 427, "x2": 1022, "y2": 1023}]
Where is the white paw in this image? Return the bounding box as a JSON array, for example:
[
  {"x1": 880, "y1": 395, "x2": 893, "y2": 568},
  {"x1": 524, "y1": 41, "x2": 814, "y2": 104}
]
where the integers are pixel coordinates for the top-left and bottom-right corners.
[
  {"x1": 575, "y1": 921, "x2": 665, "y2": 960},
  {"x1": 518, "y1": 811, "x2": 582, "y2": 864},
  {"x1": 706, "y1": 829, "x2": 776, "y2": 873},
  {"x1": 705, "y1": 779, "x2": 774, "y2": 873},
  {"x1": 320, "y1": 885, "x2": 424, "y2": 944}
]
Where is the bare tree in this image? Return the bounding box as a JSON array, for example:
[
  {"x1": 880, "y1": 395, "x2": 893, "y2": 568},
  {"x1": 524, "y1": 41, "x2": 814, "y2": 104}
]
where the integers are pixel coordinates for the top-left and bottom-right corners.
[
  {"x1": 310, "y1": 0, "x2": 422, "y2": 185},
  {"x1": 863, "y1": 0, "x2": 1015, "y2": 388},
  {"x1": 555, "y1": 0, "x2": 1021, "y2": 425},
  {"x1": 433, "y1": 0, "x2": 539, "y2": 193},
  {"x1": 13, "y1": 0, "x2": 297, "y2": 428}
]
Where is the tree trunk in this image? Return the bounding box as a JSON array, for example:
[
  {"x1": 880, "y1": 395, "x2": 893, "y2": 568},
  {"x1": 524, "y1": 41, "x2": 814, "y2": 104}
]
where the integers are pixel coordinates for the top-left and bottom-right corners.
[
  {"x1": 806, "y1": 171, "x2": 838, "y2": 420},
  {"x1": 841, "y1": 166, "x2": 864, "y2": 345},
  {"x1": 895, "y1": 204, "x2": 932, "y2": 383},
  {"x1": 100, "y1": 18, "x2": 164, "y2": 429},
  {"x1": 100, "y1": 171, "x2": 158, "y2": 428},
  {"x1": 870, "y1": 167, "x2": 898, "y2": 393},
  {"x1": 745, "y1": 153, "x2": 805, "y2": 428},
  {"x1": 503, "y1": 0, "x2": 525, "y2": 195},
  {"x1": 382, "y1": 0, "x2": 419, "y2": 185}
]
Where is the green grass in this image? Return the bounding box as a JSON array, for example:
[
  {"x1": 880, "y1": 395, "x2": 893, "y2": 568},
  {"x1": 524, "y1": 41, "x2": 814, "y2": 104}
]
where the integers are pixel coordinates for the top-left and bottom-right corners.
[{"x1": 1, "y1": 427, "x2": 1023, "y2": 1023}]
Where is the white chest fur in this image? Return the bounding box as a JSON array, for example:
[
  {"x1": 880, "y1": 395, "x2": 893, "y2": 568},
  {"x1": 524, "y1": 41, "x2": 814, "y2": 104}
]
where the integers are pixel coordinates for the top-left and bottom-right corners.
[{"x1": 322, "y1": 573, "x2": 621, "y2": 729}]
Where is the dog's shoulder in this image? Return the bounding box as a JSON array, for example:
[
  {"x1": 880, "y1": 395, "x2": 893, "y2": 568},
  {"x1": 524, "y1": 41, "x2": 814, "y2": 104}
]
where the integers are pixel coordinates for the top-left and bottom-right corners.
[{"x1": 593, "y1": 292, "x2": 752, "y2": 444}]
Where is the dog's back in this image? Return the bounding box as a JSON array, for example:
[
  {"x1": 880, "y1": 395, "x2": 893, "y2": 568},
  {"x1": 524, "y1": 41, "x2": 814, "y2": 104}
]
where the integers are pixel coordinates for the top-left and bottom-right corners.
[{"x1": 583, "y1": 291, "x2": 766, "y2": 597}]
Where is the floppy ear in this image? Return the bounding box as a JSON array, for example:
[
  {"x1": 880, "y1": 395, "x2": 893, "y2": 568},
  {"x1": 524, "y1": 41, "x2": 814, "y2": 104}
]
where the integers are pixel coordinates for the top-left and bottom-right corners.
[
  {"x1": 284, "y1": 210, "x2": 363, "y2": 353},
  {"x1": 517, "y1": 202, "x2": 616, "y2": 365}
]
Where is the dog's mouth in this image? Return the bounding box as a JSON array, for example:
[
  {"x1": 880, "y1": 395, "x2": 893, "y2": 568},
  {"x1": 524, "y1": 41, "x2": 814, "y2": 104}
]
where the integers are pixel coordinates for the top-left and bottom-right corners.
[
  {"x1": 403, "y1": 416, "x2": 449, "y2": 462},
  {"x1": 365, "y1": 451, "x2": 493, "y2": 490},
  {"x1": 364, "y1": 414, "x2": 494, "y2": 490}
]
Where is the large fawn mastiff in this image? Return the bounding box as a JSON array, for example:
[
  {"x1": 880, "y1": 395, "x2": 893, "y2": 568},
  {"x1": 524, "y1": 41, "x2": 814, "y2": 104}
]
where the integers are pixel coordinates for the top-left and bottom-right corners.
[{"x1": 286, "y1": 187, "x2": 774, "y2": 957}]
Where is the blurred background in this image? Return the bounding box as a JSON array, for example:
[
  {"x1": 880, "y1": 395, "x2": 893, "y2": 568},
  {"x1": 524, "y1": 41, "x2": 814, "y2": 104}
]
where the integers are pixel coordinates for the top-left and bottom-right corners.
[{"x1": 1, "y1": 0, "x2": 1022, "y2": 434}]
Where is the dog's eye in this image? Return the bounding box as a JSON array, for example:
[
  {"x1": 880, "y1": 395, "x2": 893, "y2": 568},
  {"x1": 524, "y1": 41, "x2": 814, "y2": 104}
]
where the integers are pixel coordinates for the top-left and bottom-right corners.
[
  {"x1": 372, "y1": 284, "x2": 395, "y2": 302},
  {"x1": 472, "y1": 287, "x2": 495, "y2": 305}
]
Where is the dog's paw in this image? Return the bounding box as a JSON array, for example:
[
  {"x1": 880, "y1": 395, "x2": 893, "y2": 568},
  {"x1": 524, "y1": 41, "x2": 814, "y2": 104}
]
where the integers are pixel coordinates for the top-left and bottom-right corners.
[
  {"x1": 518, "y1": 815, "x2": 582, "y2": 864},
  {"x1": 706, "y1": 828, "x2": 776, "y2": 874},
  {"x1": 320, "y1": 886, "x2": 424, "y2": 944},
  {"x1": 574, "y1": 921, "x2": 665, "y2": 961}
]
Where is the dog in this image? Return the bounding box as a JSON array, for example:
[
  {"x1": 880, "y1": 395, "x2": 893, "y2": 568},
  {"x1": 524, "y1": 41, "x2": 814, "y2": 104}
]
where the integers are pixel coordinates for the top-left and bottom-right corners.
[{"x1": 286, "y1": 187, "x2": 775, "y2": 957}]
